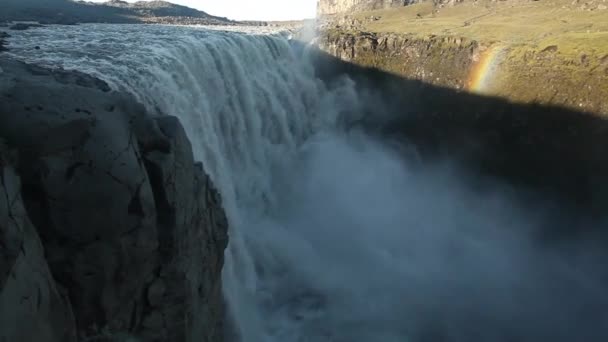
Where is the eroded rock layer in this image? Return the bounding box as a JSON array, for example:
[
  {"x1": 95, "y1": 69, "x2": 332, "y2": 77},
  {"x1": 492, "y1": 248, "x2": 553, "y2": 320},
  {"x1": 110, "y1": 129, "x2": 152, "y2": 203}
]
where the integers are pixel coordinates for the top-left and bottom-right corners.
[{"x1": 318, "y1": 31, "x2": 608, "y2": 114}]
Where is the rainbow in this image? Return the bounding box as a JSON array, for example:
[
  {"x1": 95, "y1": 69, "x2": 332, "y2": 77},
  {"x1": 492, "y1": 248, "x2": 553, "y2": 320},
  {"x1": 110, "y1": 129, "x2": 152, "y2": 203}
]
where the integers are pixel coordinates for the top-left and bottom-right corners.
[{"x1": 467, "y1": 45, "x2": 504, "y2": 94}]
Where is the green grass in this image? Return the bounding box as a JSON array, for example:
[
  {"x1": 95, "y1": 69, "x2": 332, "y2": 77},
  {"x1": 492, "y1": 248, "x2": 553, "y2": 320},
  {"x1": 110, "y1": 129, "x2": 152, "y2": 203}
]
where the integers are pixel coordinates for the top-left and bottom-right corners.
[
  {"x1": 351, "y1": 0, "x2": 608, "y2": 57},
  {"x1": 323, "y1": 0, "x2": 608, "y2": 114}
]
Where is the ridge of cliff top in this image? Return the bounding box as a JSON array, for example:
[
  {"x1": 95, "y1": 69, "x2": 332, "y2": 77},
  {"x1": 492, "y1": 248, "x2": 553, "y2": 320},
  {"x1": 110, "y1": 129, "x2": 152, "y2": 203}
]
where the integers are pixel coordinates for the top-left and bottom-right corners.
[{"x1": 332, "y1": 0, "x2": 608, "y2": 56}]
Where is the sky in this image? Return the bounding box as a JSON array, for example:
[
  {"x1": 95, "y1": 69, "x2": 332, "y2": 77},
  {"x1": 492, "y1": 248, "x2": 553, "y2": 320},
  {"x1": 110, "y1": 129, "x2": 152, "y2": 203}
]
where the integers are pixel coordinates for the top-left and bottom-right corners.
[{"x1": 88, "y1": 0, "x2": 318, "y2": 21}]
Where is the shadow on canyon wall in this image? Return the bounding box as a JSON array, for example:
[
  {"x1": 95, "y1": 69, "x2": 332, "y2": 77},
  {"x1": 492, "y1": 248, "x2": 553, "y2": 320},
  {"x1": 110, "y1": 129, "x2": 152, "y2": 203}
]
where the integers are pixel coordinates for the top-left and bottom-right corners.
[{"x1": 306, "y1": 45, "x2": 608, "y2": 223}]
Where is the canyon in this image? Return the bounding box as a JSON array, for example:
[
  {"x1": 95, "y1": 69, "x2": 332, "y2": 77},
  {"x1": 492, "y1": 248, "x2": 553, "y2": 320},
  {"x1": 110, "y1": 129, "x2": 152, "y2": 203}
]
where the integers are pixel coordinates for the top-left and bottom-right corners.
[{"x1": 1, "y1": 1, "x2": 607, "y2": 341}]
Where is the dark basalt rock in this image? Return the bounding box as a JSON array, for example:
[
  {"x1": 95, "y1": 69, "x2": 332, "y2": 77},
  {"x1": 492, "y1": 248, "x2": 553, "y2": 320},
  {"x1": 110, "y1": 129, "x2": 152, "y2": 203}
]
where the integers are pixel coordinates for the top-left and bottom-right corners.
[
  {"x1": 0, "y1": 139, "x2": 77, "y2": 342},
  {"x1": 0, "y1": 57, "x2": 229, "y2": 341}
]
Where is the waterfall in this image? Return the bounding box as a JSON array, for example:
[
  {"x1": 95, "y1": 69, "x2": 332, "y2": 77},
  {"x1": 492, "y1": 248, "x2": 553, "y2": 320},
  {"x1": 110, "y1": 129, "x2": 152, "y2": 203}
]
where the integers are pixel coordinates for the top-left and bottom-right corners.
[
  {"x1": 6, "y1": 23, "x2": 364, "y2": 341},
  {"x1": 6, "y1": 24, "x2": 608, "y2": 342}
]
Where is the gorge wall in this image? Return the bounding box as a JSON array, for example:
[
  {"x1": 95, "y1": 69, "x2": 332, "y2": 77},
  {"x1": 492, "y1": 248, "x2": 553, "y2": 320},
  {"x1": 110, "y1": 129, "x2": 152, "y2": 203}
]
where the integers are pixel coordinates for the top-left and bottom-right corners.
[
  {"x1": 318, "y1": 31, "x2": 608, "y2": 115},
  {"x1": 316, "y1": 0, "x2": 608, "y2": 115},
  {"x1": 0, "y1": 57, "x2": 228, "y2": 342}
]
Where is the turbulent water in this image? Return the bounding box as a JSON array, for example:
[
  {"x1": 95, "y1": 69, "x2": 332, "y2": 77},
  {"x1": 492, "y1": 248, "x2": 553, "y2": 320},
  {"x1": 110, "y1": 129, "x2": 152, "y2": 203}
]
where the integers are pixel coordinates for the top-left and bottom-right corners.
[{"x1": 5, "y1": 24, "x2": 608, "y2": 342}]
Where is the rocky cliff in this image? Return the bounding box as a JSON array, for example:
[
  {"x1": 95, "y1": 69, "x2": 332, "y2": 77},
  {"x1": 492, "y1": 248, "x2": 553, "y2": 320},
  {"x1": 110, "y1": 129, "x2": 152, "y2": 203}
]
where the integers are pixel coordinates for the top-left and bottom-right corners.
[
  {"x1": 0, "y1": 57, "x2": 228, "y2": 341},
  {"x1": 316, "y1": 0, "x2": 608, "y2": 115}
]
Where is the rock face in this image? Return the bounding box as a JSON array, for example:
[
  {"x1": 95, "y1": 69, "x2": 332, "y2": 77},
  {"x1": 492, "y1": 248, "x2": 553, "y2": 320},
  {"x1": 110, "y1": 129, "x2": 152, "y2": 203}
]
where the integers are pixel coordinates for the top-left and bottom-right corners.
[
  {"x1": 0, "y1": 141, "x2": 76, "y2": 342},
  {"x1": 0, "y1": 57, "x2": 228, "y2": 341},
  {"x1": 318, "y1": 30, "x2": 608, "y2": 115},
  {"x1": 319, "y1": 31, "x2": 483, "y2": 90}
]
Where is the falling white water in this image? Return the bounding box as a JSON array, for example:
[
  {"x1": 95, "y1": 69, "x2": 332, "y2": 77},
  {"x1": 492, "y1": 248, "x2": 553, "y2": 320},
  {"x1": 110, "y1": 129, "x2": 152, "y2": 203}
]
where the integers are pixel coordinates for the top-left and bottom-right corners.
[{"x1": 5, "y1": 24, "x2": 608, "y2": 342}]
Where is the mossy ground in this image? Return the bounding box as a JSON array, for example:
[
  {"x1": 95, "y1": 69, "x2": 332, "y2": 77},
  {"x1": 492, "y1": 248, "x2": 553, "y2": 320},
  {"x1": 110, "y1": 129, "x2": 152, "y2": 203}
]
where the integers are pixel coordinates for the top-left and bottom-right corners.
[{"x1": 355, "y1": 0, "x2": 608, "y2": 52}]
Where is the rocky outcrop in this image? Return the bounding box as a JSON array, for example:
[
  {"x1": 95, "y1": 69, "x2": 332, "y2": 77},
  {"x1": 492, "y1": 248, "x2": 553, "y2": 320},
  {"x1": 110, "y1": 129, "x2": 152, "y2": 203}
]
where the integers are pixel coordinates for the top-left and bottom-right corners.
[
  {"x1": 319, "y1": 31, "x2": 477, "y2": 89},
  {"x1": 0, "y1": 57, "x2": 228, "y2": 341}
]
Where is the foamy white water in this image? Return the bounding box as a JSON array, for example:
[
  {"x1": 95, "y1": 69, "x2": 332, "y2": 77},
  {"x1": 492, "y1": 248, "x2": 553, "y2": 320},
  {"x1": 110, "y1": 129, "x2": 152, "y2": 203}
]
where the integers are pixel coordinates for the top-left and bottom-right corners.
[{"x1": 5, "y1": 24, "x2": 608, "y2": 342}]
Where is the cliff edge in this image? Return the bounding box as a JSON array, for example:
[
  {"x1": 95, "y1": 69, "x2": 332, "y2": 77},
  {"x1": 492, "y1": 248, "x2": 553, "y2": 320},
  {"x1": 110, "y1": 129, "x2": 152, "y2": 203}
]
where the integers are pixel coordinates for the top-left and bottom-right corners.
[{"x1": 0, "y1": 57, "x2": 228, "y2": 341}]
